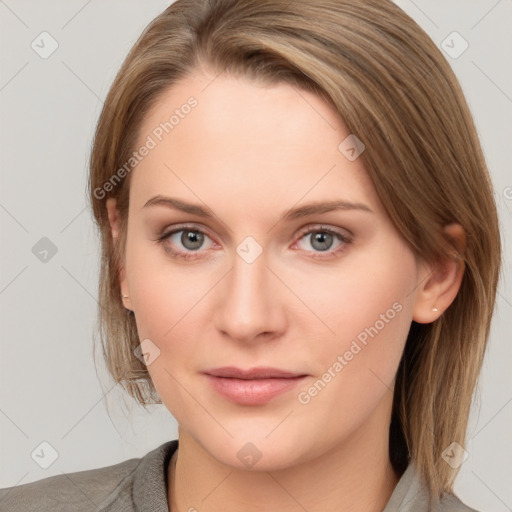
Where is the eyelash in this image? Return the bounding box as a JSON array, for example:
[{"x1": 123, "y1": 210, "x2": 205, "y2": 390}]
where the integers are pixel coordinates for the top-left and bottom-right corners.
[{"x1": 153, "y1": 224, "x2": 353, "y2": 261}]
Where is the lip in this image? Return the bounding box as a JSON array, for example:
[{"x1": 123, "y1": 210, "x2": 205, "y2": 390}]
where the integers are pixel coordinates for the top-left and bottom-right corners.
[{"x1": 203, "y1": 367, "x2": 308, "y2": 405}]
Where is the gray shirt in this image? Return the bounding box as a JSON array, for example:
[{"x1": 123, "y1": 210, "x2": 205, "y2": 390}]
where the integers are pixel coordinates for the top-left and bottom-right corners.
[{"x1": 0, "y1": 440, "x2": 478, "y2": 511}]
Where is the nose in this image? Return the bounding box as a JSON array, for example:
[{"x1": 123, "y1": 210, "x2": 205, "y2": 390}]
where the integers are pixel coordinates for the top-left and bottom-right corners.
[{"x1": 214, "y1": 248, "x2": 286, "y2": 344}]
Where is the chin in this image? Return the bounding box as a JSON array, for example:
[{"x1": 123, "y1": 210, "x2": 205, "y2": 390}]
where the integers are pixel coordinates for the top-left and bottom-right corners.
[{"x1": 193, "y1": 427, "x2": 310, "y2": 472}]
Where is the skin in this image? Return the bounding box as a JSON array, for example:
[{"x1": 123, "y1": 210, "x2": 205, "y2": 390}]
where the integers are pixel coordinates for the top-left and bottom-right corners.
[{"x1": 106, "y1": 69, "x2": 465, "y2": 512}]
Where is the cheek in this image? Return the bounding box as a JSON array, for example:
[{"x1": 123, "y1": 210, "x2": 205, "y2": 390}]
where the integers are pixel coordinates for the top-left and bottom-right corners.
[
  {"x1": 291, "y1": 285, "x2": 413, "y2": 445},
  {"x1": 124, "y1": 232, "x2": 202, "y2": 340},
  {"x1": 293, "y1": 241, "x2": 417, "y2": 406},
  {"x1": 124, "y1": 238, "x2": 205, "y2": 416},
  {"x1": 123, "y1": 231, "x2": 219, "y2": 399},
  {"x1": 290, "y1": 242, "x2": 416, "y2": 353}
]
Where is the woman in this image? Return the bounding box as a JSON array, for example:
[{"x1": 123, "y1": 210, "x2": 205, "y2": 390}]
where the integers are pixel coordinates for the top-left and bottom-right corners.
[{"x1": 0, "y1": 0, "x2": 501, "y2": 510}]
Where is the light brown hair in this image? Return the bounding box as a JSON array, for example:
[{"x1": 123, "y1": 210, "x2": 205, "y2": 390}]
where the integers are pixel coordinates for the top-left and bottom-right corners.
[{"x1": 88, "y1": 0, "x2": 501, "y2": 498}]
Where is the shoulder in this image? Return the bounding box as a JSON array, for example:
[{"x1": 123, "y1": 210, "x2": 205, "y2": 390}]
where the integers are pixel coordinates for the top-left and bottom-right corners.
[
  {"x1": 384, "y1": 463, "x2": 482, "y2": 512},
  {"x1": 435, "y1": 492, "x2": 480, "y2": 512},
  {"x1": 0, "y1": 441, "x2": 177, "y2": 512},
  {"x1": 0, "y1": 453, "x2": 141, "y2": 512},
  {"x1": 0, "y1": 440, "x2": 177, "y2": 512}
]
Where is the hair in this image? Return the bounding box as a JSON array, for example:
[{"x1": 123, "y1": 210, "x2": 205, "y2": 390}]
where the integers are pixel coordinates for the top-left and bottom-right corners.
[{"x1": 88, "y1": 0, "x2": 501, "y2": 499}]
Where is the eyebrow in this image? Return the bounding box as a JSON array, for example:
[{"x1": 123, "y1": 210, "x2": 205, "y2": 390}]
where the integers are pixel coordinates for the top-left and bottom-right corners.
[{"x1": 142, "y1": 195, "x2": 373, "y2": 220}]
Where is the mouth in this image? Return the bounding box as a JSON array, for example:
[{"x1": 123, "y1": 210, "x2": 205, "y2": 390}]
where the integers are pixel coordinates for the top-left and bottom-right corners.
[{"x1": 202, "y1": 366, "x2": 309, "y2": 405}]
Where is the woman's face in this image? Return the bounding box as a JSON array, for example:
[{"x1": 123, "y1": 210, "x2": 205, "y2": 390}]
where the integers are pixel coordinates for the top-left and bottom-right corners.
[{"x1": 110, "y1": 70, "x2": 429, "y2": 470}]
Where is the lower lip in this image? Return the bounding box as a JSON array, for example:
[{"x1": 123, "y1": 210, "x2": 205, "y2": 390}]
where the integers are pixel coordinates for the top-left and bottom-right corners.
[{"x1": 204, "y1": 374, "x2": 307, "y2": 405}]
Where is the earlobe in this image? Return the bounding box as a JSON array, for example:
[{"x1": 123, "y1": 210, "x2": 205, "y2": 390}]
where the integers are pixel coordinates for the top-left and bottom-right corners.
[{"x1": 412, "y1": 224, "x2": 466, "y2": 324}]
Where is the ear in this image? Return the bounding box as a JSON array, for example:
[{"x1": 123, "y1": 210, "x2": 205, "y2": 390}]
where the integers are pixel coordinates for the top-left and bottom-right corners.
[
  {"x1": 412, "y1": 224, "x2": 466, "y2": 324},
  {"x1": 106, "y1": 198, "x2": 132, "y2": 311}
]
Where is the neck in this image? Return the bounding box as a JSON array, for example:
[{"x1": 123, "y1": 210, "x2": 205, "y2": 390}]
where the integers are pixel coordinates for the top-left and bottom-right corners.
[
  {"x1": 168, "y1": 423, "x2": 400, "y2": 512},
  {"x1": 169, "y1": 439, "x2": 399, "y2": 512}
]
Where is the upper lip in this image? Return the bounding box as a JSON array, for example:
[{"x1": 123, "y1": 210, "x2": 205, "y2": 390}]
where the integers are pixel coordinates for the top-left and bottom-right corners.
[{"x1": 204, "y1": 367, "x2": 306, "y2": 379}]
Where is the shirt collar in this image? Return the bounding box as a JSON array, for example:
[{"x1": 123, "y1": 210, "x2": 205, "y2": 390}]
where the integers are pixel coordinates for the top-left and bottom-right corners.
[
  {"x1": 383, "y1": 462, "x2": 431, "y2": 512},
  {"x1": 133, "y1": 439, "x2": 178, "y2": 512}
]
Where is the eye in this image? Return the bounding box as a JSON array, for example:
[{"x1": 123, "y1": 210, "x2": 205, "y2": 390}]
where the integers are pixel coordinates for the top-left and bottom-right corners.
[
  {"x1": 155, "y1": 225, "x2": 216, "y2": 260},
  {"x1": 293, "y1": 226, "x2": 352, "y2": 258}
]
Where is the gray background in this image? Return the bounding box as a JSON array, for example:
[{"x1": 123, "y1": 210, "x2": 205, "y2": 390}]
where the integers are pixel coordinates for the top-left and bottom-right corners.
[{"x1": 0, "y1": 1, "x2": 510, "y2": 510}]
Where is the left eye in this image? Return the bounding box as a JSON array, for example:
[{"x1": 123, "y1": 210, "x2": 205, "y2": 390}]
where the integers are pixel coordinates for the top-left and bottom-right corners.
[{"x1": 295, "y1": 227, "x2": 349, "y2": 254}]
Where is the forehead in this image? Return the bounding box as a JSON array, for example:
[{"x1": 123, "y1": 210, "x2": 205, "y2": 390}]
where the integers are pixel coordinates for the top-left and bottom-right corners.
[{"x1": 130, "y1": 71, "x2": 383, "y2": 217}]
